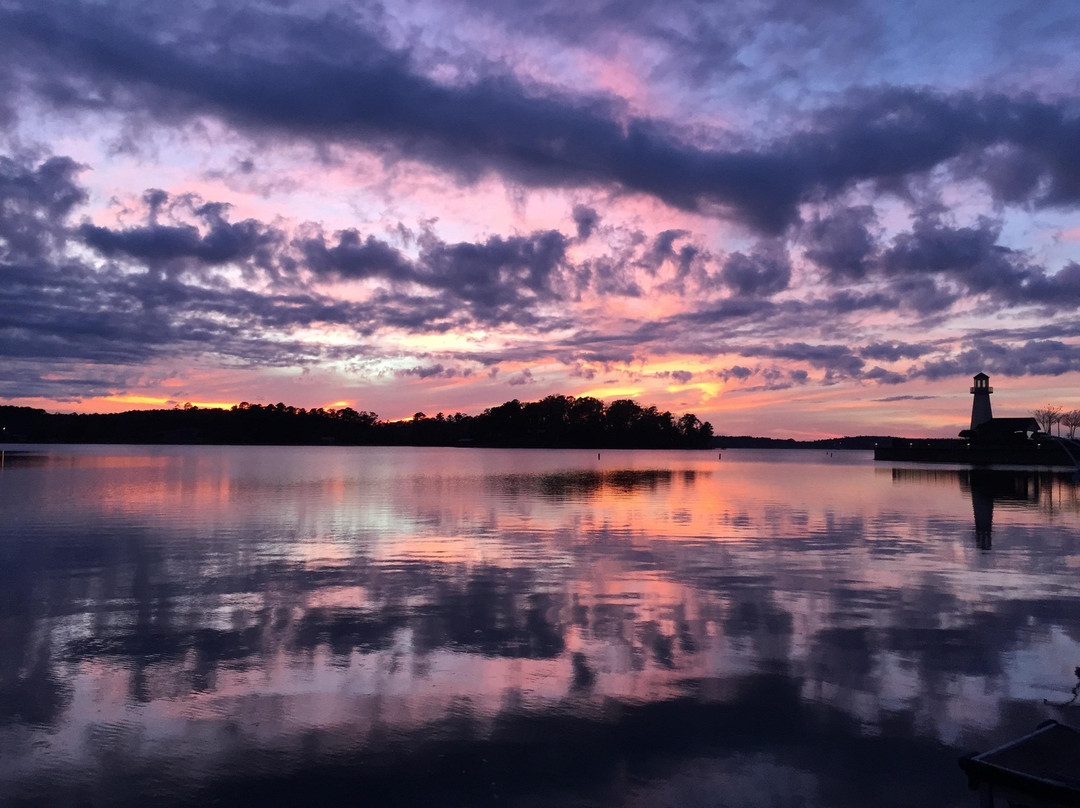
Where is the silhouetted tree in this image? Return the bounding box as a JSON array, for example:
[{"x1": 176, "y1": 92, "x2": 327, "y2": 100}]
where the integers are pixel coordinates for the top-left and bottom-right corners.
[
  {"x1": 1061, "y1": 409, "x2": 1080, "y2": 440},
  {"x1": 2, "y1": 394, "x2": 714, "y2": 449},
  {"x1": 1032, "y1": 405, "x2": 1063, "y2": 434}
]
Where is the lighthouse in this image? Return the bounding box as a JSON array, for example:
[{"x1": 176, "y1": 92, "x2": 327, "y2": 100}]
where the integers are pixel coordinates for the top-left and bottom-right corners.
[{"x1": 970, "y1": 372, "x2": 993, "y2": 431}]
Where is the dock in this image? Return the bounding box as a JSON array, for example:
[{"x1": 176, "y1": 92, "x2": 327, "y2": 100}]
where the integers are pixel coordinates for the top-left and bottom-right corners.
[{"x1": 959, "y1": 721, "x2": 1080, "y2": 807}]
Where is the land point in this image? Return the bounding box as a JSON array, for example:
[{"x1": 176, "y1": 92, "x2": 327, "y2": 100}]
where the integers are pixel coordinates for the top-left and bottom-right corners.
[{"x1": 873, "y1": 374, "x2": 1080, "y2": 468}]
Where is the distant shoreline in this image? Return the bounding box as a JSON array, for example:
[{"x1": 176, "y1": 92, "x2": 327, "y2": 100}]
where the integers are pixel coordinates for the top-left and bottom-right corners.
[
  {"x1": 0, "y1": 440, "x2": 884, "y2": 450},
  {"x1": 0, "y1": 396, "x2": 718, "y2": 450},
  {"x1": 0, "y1": 402, "x2": 901, "y2": 450}
]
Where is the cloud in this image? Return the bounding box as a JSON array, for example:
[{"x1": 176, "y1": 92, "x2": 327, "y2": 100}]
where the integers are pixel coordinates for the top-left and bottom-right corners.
[
  {"x1": 399, "y1": 363, "x2": 471, "y2": 379},
  {"x1": 0, "y1": 153, "x2": 375, "y2": 389},
  {"x1": 300, "y1": 229, "x2": 413, "y2": 281},
  {"x1": 0, "y1": 152, "x2": 86, "y2": 260},
  {"x1": 863, "y1": 366, "x2": 905, "y2": 385},
  {"x1": 80, "y1": 216, "x2": 281, "y2": 271},
  {"x1": 819, "y1": 289, "x2": 898, "y2": 315},
  {"x1": 572, "y1": 204, "x2": 600, "y2": 240},
  {"x1": 6, "y1": 5, "x2": 1080, "y2": 235},
  {"x1": 419, "y1": 230, "x2": 570, "y2": 308},
  {"x1": 586, "y1": 255, "x2": 644, "y2": 297},
  {"x1": 641, "y1": 229, "x2": 689, "y2": 274},
  {"x1": 5, "y1": 140, "x2": 1080, "y2": 405},
  {"x1": 305, "y1": 226, "x2": 577, "y2": 321},
  {"x1": 752, "y1": 342, "x2": 865, "y2": 377},
  {"x1": 881, "y1": 211, "x2": 1080, "y2": 310},
  {"x1": 858, "y1": 342, "x2": 932, "y2": 362},
  {"x1": 802, "y1": 206, "x2": 878, "y2": 280},
  {"x1": 718, "y1": 365, "x2": 752, "y2": 381},
  {"x1": 735, "y1": 365, "x2": 813, "y2": 392},
  {"x1": 83, "y1": 195, "x2": 581, "y2": 330},
  {"x1": 719, "y1": 244, "x2": 791, "y2": 297},
  {"x1": 911, "y1": 339, "x2": 1080, "y2": 381},
  {"x1": 438, "y1": 0, "x2": 885, "y2": 100},
  {"x1": 792, "y1": 204, "x2": 1080, "y2": 319}
]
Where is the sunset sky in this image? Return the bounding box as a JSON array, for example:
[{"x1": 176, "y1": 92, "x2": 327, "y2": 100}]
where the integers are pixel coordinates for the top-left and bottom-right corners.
[{"x1": 2, "y1": 0, "x2": 1079, "y2": 438}]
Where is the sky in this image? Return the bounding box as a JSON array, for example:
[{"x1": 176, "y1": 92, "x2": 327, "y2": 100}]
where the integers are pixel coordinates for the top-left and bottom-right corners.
[{"x1": 1, "y1": 0, "x2": 1079, "y2": 438}]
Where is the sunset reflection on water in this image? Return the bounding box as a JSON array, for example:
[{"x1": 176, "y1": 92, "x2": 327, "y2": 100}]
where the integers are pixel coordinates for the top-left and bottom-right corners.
[{"x1": 2, "y1": 446, "x2": 1079, "y2": 807}]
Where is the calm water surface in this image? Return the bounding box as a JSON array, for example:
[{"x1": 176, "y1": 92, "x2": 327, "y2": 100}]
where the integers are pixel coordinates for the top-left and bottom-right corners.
[{"x1": 2, "y1": 445, "x2": 1080, "y2": 806}]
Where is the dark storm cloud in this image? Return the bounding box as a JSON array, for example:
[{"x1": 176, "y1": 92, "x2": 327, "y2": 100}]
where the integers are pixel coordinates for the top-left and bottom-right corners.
[
  {"x1": 300, "y1": 230, "x2": 413, "y2": 280},
  {"x1": 447, "y1": 0, "x2": 882, "y2": 93},
  {"x1": 303, "y1": 227, "x2": 573, "y2": 314},
  {"x1": 796, "y1": 204, "x2": 1080, "y2": 317},
  {"x1": 5, "y1": 4, "x2": 1080, "y2": 234},
  {"x1": 965, "y1": 318, "x2": 1080, "y2": 346},
  {"x1": 311, "y1": 227, "x2": 580, "y2": 328},
  {"x1": 7, "y1": 142, "x2": 1080, "y2": 397},
  {"x1": 0, "y1": 153, "x2": 86, "y2": 259},
  {"x1": 955, "y1": 144, "x2": 1045, "y2": 204},
  {"x1": 1016, "y1": 261, "x2": 1080, "y2": 304},
  {"x1": 508, "y1": 368, "x2": 534, "y2": 386},
  {"x1": 654, "y1": 369, "x2": 694, "y2": 384},
  {"x1": 643, "y1": 230, "x2": 702, "y2": 295},
  {"x1": 0, "y1": 2, "x2": 797, "y2": 232},
  {"x1": 351, "y1": 290, "x2": 471, "y2": 333},
  {"x1": 0, "y1": 361, "x2": 141, "y2": 400},
  {"x1": 641, "y1": 229, "x2": 689, "y2": 274},
  {"x1": 419, "y1": 230, "x2": 570, "y2": 307},
  {"x1": 82, "y1": 197, "x2": 580, "y2": 329},
  {"x1": 820, "y1": 289, "x2": 897, "y2": 315},
  {"x1": 584, "y1": 256, "x2": 643, "y2": 297},
  {"x1": 885, "y1": 275, "x2": 960, "y2": 316},
  {"x1": 732, "y1": 366, "x2": 813, "y2": 392},
  {"x1": 862, "y1": 366, "x2": 905, "y2": 384},
  {"x1": 399, "y1": 363, "x2": 471, "y2": 379},
  {"x1": 802, "y1": 206, "x2": 878, "y2": 280},
  {"x1": 0, "y1": 153, "x2": 377, "y2": 381},
  {"x1": 882, "y1": 213, "x2": 1080, "y2": 308},
  {"x1": 752, "y1": 343, "x2": 865, "y2": 377},
  {"x1": 572, "y1": 204, "x2": 600, "y2": 240},
  {"x1": 1, "y1": 251, "x2": 348, "y2": 372},
  {"x1": 718, "y1": 365, "x2": 752, "y2": 381},
  {"x1": 804, "y1": 87, "x2": 1080, "y2": 209},
  {"x1": 682, "y1": 298, "x2": 779, "y2": 325},
  {"x1": 858, "y1": 342, "x2": 932, "y2": 362},
  {"x1": 883, "y1": 215, "x2": 1020, "y2": 290},
  {"x1": 80, "y1": 218, "x2": 281, "y2": 269},
  {"x1": 912, "y1": 340, "x2": 1080, "y2": 381},
  {"x1": 719, "y1": 245, "x2": 791, "y2": 297}
]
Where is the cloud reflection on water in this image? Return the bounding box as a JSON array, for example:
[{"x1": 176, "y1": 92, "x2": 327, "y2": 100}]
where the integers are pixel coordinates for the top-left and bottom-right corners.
[{"x1": 1, "y1": 447, "x2": 1079, "y2": 806}]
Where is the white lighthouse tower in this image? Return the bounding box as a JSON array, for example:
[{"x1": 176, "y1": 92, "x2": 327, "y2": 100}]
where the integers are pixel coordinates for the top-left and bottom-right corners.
[{"x1": 970, "y1": 372, "x2": 993, "y2": 431}]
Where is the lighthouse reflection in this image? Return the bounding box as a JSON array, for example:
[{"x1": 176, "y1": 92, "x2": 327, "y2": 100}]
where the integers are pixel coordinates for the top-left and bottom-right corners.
[
  {"x1": 891, "y1": 468, "x2": 1080, "y2": 549},
  {"x1": 964, "y1": 470, "x2": 1040, "y2": 549}
]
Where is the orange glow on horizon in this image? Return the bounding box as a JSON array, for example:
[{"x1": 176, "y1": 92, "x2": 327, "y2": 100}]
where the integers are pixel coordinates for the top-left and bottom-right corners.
[
  {"x1": 576, "y1": 385, "x2": 645, "y2": 401},
  {"x1": 102, "y1": 395, "x2": 237, "y2": 410},
  {"x1": 666, "y1": 382, "x2": 723, "y2": 400}
]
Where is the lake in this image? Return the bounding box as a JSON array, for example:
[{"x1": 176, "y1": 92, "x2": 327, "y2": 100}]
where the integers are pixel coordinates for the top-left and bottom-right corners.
[{"x1": 2, "y1": 445, "x2": 1079, "y2": 806}]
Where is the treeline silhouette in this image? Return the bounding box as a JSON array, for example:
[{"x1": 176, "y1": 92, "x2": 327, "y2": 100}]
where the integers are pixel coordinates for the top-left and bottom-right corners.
[{"x1": 0, "y1": 394, "x2": 714, "y2": 449}]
